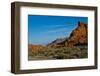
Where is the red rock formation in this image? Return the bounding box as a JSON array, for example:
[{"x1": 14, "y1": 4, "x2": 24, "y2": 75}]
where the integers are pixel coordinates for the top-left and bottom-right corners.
[
  {"x1": 48, "y1": 21, "x2": 88, "y2": 48},
  {"x1": 65, "y1": 22, "x2": 88, "y2": 47}
]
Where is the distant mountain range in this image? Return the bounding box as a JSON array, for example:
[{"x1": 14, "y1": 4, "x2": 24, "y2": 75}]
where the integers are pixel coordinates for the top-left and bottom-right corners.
[{"x1": 47, "y1": 38, "x2": 66, "y2": 46}]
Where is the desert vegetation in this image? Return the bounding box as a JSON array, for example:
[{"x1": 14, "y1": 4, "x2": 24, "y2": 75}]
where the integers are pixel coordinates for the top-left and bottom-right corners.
[{"x1": 28, "y1": 45, "x2": 87, "y2": 60}]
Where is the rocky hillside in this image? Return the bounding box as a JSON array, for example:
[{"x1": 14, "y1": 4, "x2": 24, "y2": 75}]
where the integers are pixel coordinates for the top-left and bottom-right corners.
[
  {"x1": 47, "y1": 38, "x2": 66, "y2": 47},
  {"x1": 28, "y1": 44, "x2": 45, "y2": 52},
  {"x1": 47, "y1": 21, "x2": 88, "y2": 48}
]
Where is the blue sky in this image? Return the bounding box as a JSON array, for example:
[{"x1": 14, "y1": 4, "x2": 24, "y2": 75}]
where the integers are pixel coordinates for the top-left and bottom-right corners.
[{"x1": 28, "y1": 15, "x2": 88, "y2": 45}]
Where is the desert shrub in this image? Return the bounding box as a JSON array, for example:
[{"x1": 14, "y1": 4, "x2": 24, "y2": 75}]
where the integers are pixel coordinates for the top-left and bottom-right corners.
[
  {"x1": 79, "y1": 50, "x2": 88, "y2": 58},
  {"x1": 53, "y1": 55, "x2": 64, "y2": 59}
]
